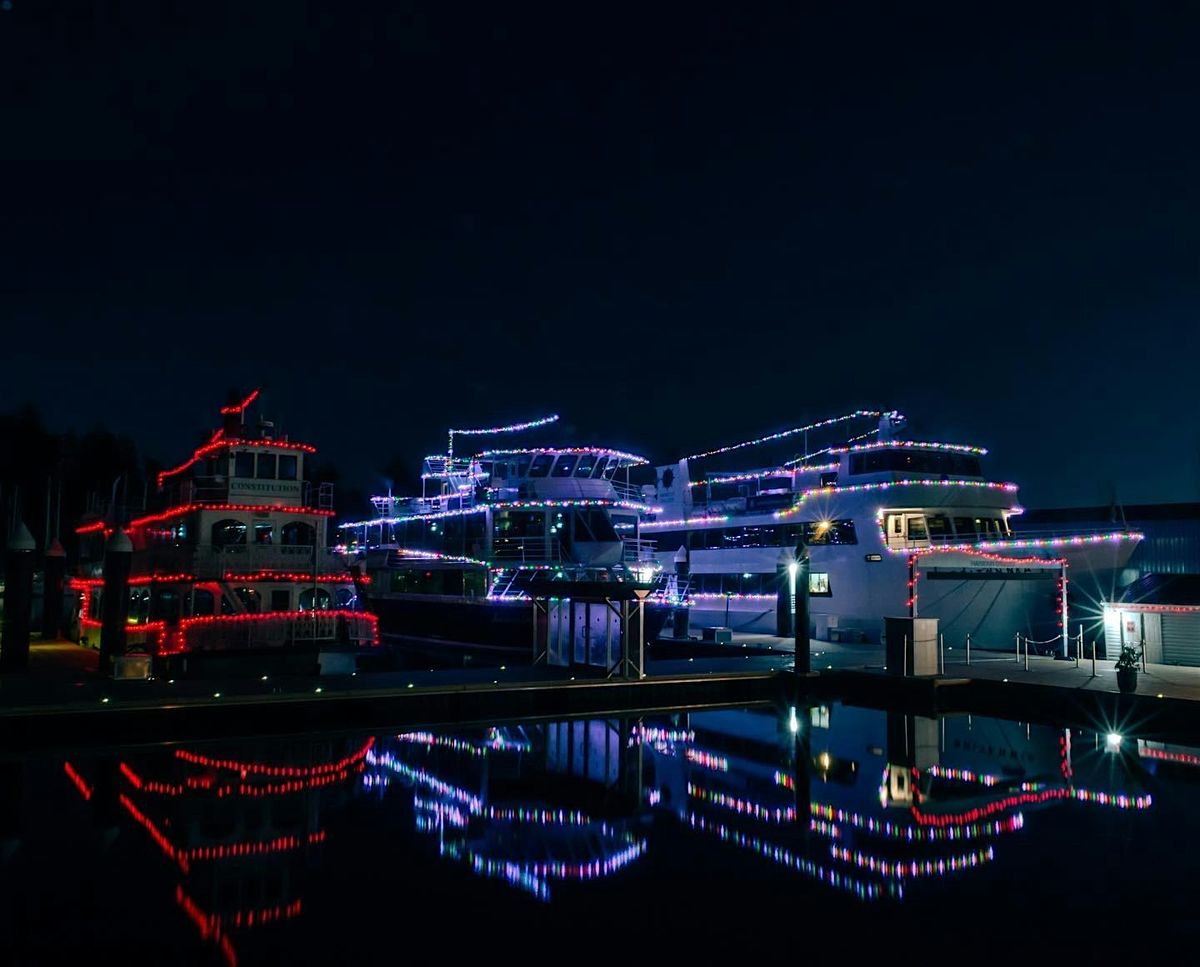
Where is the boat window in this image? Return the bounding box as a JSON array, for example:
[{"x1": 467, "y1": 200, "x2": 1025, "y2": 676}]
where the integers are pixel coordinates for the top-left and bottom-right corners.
[
  {"x1": 953, "y1": 517, "x2": 976, "y2": 540},
  {"x1": 256, "y1": 453, "x2": 277, "y2": 479},
  {"x1": 211, "y1": 519, "x2": 247, "y2": 547},
  {"x1": 191, "y1": 588, "x2": 215, "y2": 616},
  {"x1": 602, "y1": 461, "x2": 619, "y2": 479},
  {"x1": 298, "y1": 588, "x2": 332, "y2": 611},
  {"x1": 804, "y1": 520, "x2": 858, "y2": 545},
  {"x1": 528, "y1": 454, "x2": 554, "y2": 478},
  {"x1": 590, "y1": 456, "x2": 609, "y2": 478},
  {"x1": 235, "y1": 587, "x2": 261, "y2": 613},
  {"x1": 810, "y1": 572, "x2": 831, "y2": 596},
  {"x1": 516, "y1": 456, "x2": 532, "y2": 477},
  {"x1": 278, "y1": 455, "x2": 298, "y2": 480},
  {"x1": 906, "y1": 515, "x2": 928, "y2": 541},
  {"x1": 270, "y1": 589, "x2": 291, "y2": 612},
  {"x1": 927, "y1": 515, "x2": 952, "y2": 542},
  {"x1": 254, "y1": 523, "x2": 273, "y2": 545},
  {"x1": 552, "y1": 454, "x2": 578, "y2": 477},
  {"x1": 575, "y1": 454, "x2": 598, "y2": 477},
  {"x1": 150, "y1": 588, "x2": 181, "y2": 622},
  {"x1": 335, "y1": 587, "x2": 355, "y2": 608},
  {"x1": 234, "y1": 452, "x2": 255, "y2": 478},
  {"x1": 280, "y1": 521, "x2": 316, "y2": 546},
  {"x1": 573, "y1": 509, "x2": 618, "y2": 542},
  {"x1": 850, "y1": 450, "x2": 982, "y2": 477},
  {"x1": 494, "y1": 510, "x2": 544, "y2": 538}
]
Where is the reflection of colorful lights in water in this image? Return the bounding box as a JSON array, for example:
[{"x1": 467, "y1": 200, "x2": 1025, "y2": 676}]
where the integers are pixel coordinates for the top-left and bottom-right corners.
[
  {"x1": 1138, "y1": 746, "x2": 1200, "y2": 768},
  {"x1": 684, "y1": 748, "x2": 729, "y2": 772},
  {"x1": 366, "y1": 750, "x2": 484, "y2": 812},
  {"x1": 631, "y1": 726, "x2": 696, "y2": 745},
  {"x1": 394, "y1": 729, "x2": 532, "y2": 756},
  {"x1": 911, "y1": 785, "x2": 1152, "y2": 826},
  {"x1": 830, "y1": 844, "x2": 995, "y2": 879},
  {"x1": 688, "y1": 812, "x2": 892, "y2": 901},
  {"x1": 811, "y1": 803, "x2": 1024, "y2": 842},
  {"x1": 688, "y1": 783, "x2": 796, "y2": 823},
  {"x1": 63, "y1": 762, "x2": 93, "y2": 800},
  {"x1": 922, "y1": 765, "x2": 1000, "y2": 787},
  {"x1": 774, "y1": 770, "x2": 795, "y2": 790}
]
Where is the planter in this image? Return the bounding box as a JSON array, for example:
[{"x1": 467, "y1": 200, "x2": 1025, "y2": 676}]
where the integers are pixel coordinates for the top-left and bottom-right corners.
[{"x1": 1116, "y1": 667, "x2": 1138, "y2": 694}]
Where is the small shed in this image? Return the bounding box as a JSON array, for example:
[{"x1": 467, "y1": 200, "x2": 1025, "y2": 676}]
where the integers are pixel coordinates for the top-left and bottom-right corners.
[{"x1": 1104, "y1": 574, "x2": 1200, "y2": 665}]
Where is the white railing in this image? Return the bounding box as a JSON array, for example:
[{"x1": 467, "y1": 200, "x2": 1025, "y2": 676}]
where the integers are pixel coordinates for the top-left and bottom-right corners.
[{"x1": 491, "y1": 537, "x2": 562, "y2": 563}]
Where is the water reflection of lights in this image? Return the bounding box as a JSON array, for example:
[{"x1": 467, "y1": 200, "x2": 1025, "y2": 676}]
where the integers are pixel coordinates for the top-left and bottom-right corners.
[
  {"x1": 688, "y1": 783, "x2": 797, "y2": 823},
  {"x1": 369, "y1": 737, "x2": 648, "y2": 902},
  {"x1": 811, "y1": 803, "x2": 1024, "y2": 842},
  {"x1": 684, "y1": 747, "x2": 729, "y2": 772},
  {"x1": 687, "y1": 812, "x2": 892, "y2": 901},
  {"x1": 830, "y1": 844, "x2": 995, "y2": 879}
]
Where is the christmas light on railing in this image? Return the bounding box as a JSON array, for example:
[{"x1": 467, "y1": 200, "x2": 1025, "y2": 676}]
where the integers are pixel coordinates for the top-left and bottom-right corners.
[
  {"x1": 641, "y1": 513, "x2": 731, "y2": 532},
  {"x1": 688, "y1": 593, "x2": 776, "y2": 604},
  {"x1": 1137, "y1": 746, "x2": 1200, "y2": 767},
  {"x1": 474, "y1": 445, "x2": 648, "y2": 466},
  {"x1": 689, "y1": 470, "x2": 797, "y2": 488},
  {"x1": 170, "y1": 610, "x2": 379, "y2": 650},
  {"x1": 158, "y1": 435, "x2": 317, "y2": 486},
  {"x1": 683, "y1": 411, "x2": 885, "y2": 462},
  {"x1": 829, "y1": 439, "x2": 989, "y2": 456},
  {"x1": 341, "y1": 496, "x2": 660, "y2": 530},
  {"x1": 78, "y1": 501, "x2": 335, "y2": 535}
]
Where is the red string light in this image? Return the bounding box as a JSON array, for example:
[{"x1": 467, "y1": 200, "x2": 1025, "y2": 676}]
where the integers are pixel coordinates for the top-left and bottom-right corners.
[
  {"x1": 157, "y1": 437, "x2": 317, "y2": 487},
  {"x1": 63, "y1": 761, "x2": 93, "y2": 801},
  {"x1": 220, "y1": 388, "x2": 261, "y2": 415},
  {"x1": 175, "y1": 887, "x2": 239, "y2": 967},
  {"x1": 174, "y1": 738, "x2": 375, "y2": 778},
  {"x1": 77, "y1": 502, "x2": 334, "y2": 536}
]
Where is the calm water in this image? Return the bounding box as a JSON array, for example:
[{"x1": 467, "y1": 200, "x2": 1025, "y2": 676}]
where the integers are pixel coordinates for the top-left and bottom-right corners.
[{"x1": 2, "y1": 700, "x2": 1196, "y2": 964}]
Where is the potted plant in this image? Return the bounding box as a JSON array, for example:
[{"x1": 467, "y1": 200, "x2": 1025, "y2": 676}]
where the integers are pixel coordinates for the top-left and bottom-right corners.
[{"x1": 1115, "y1": 643, "x2": 1141, "y2": 694}]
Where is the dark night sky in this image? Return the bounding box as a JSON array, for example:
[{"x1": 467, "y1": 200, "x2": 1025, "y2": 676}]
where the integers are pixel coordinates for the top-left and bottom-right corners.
[{"x1": 2, "y1": 2, "x2": 1199, "y2": 511}]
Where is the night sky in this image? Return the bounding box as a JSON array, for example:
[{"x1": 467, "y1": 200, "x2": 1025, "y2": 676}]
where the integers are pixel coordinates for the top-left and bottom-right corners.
[{"x1": 2, "y1": 2, "x2": 1199, "y2": 511}]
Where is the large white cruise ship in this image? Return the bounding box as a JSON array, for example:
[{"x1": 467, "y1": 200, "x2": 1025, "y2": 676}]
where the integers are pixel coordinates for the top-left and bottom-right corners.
[{"x1": 643, "y1": 411, "x2": 1141, "y2": 651}]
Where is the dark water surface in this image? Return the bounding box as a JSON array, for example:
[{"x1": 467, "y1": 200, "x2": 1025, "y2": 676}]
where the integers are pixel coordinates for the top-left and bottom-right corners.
[{"x1": 2, "y1": 699, "x2": 1196, "y2": 964}]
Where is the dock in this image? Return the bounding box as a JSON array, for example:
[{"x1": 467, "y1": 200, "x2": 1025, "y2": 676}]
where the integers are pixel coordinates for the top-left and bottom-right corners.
[{"x1": 9, "y1": 634, "x2": 1200, "y2": 753}]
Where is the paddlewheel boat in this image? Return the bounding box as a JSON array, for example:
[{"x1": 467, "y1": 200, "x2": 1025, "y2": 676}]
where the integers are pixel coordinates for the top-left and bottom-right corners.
[{"x1": 70, "y1": 390, "x2": 378, "y2": 674}]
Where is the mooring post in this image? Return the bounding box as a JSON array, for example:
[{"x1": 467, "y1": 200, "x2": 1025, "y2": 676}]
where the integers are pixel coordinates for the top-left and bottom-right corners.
[
  {"x1": 1091, "y1": 639, "x2": 1096, "y2": 677},
  {"x1": 98, "y1": 528, "x2": 133, "y2": 676},
  {"x1": 966, "y1": 631, "x2": 971, "y2": 666},
  {"x1": 793, "y1": 543, "x2": 810, "y2": 675},
  {"x1": 1015, "y1": 631, "x2": 1020, "y2": 663},
  {"x1": 1024, "y1": 635, "x2": 1029, "y2": 671},
  {"x1": 0, "y1": 521, "x2": 36, "y2": 673},
  {"x1": 42, "y1": 538, "x2": 67, "y2": 640}
]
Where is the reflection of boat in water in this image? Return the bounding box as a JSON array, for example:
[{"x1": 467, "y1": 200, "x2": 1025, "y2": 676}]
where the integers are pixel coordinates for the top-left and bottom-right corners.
[
  {"x1": 636, "y1": 703, "x2": 1153, "y2": 901},
  {"x1": 63, "y1": 737, "x2": 371, "y2": 965},
  {"x1": 364, "y1": 727, "x2": 647, "y2": 901}
]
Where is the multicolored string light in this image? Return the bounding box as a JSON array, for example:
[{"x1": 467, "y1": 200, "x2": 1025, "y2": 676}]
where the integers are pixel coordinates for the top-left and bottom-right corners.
[
  {"x1": 683, "y1": 411, "x2": 886, "y2": 462},
  {"x1": 447, "y1": 414, "x2": 560, "y2": 457}
]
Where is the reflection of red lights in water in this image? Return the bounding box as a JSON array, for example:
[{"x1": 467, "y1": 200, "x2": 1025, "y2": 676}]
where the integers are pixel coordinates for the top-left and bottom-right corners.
[
  {"x1": 118, "y1": 792, "x2": 189, "y2": 872},
  {"x1": 175, "y1": 738, "x2": 375, "y2": 778},
  {"x1": 63, "y1": 762, "x2": 93, "y2": 801},
  {"x1": 176, "y1": 886, "x2": 241, "y2": 967}
]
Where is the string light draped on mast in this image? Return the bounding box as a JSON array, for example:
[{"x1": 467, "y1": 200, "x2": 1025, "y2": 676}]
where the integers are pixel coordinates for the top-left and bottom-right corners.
[{"x1": 446, "y1": 414, "x2": 560, "y2": 459}]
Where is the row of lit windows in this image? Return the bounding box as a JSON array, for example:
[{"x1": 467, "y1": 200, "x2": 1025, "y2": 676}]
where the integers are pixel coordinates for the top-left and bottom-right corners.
[
  {"x1": 653, "y1": 520, "x2": 858, "y2": 552},
  {"x1": 92, "y1": 584, "x2": 351, "y2": 623},
  {"x1": 224, "y1": 451, "x2": 300, "y2": 481},
  {"x1": 687, "y1": 571, "x2": 832, "y2": 596}
]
